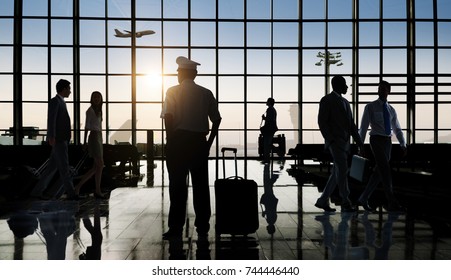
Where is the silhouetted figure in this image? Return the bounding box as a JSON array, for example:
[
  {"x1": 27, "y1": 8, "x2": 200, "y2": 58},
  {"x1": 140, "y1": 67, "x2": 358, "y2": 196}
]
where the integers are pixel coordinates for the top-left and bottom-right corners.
[
  {"x1": 7, "y1": 212, "x2": 38, "y2": 240},
  {"x1": 358, "y1": 81, "x2": 407, "y2": 212},
  {"x1": 75, "y1": 91, "x2": 106, "y2": 199},
  {"x1": 260, "y1": 97, "x2": 278, "y2": 164},
  {"x1": 161, "y1": 56, "x2": 221, "y2": 240},
  {"x1": 168, "y1": 237, "x2": 185, "y2": 260},
  {"x1": 38, "y1": 208, "x2": 76, "y2": 260},
  {"x1": 79, "y1": 202, "x2": 103, "y2": 260},
  {"x1": 315, "y1": 212, "x2": 367, "y2": 259},
  {"x1": 359, "y1": 212, "x2": 400, "y2": 259},
  {"x1": 30, "y1": 79, "x2": 77, "y2": 200},
  {"x1": 316, "y1": 76, "x2": 364, "y2": 212},
  {"x1": 260, "y1": 164, "x2": 279, "y2": 234}
]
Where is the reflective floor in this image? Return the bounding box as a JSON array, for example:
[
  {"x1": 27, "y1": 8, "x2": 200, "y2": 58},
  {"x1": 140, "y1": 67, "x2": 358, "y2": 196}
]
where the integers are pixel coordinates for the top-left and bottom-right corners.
[{"x1": 1, "y1": 159, "x2": 450, "y2": 260}]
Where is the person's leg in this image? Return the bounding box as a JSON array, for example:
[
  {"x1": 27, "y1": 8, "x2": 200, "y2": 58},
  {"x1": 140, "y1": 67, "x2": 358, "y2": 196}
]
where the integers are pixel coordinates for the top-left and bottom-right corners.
[
  {"x1": 93, "y1": 157, "x2": 104, "y2": 196},
  {"x1": 165, "y1": 134, "x2": 189, "y2": 235},
  {"x1": 190, "y1": 139, "x2": 211, "y2": 236},
  {"x1": 30, "y1": 149, "x2": 58, "y2": 197},
  {"x1": 330, "y1": 147, "x2": 352, "y2": 207},
  {"x1": 263, "y1": 133, "x2": 274, "y2": 163},
  {"x1": 53, "y1": 141, "x2": 75, "y2": 197}
]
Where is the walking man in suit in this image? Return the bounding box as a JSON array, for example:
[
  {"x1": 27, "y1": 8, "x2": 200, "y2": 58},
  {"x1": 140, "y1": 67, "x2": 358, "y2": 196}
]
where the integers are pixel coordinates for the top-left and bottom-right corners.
[
  {"x1": 358, "y1": 80, "x2": 406, "y2": 212},
  {"x1": 161, "y1": 56, "x2": 221, "y2": 239},
  {"x1": 316, "y1": 76, "x2": 364, "y2": 212},
  {"x1": 30, "y1": 79, "x2": 77, "y2": 200}
]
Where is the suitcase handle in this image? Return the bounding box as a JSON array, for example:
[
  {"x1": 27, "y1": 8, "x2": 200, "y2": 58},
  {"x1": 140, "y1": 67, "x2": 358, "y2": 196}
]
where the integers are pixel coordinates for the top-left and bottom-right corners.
[{"x1": 221, "y1": 147, "x2": 238, "y2": 178}]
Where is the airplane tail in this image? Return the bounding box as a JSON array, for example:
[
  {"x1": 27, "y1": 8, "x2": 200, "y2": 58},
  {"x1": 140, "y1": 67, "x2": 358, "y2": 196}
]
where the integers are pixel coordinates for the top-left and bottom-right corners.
[{"x1": 114, "y1": 29, "x2": 124, "y2": 36}]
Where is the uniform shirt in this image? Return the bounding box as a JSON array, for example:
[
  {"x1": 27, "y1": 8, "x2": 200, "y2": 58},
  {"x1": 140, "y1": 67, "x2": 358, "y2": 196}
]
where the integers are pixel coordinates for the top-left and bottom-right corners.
[
  {"x1": 359, "y1": 98, "x2": 406, "y2": 147},
  {"x1": 85, "y1": 107, "x2": 102, "y2": 132},
  {"x1": 161, "y1": 79, "x2": 221, "y2": 134}
]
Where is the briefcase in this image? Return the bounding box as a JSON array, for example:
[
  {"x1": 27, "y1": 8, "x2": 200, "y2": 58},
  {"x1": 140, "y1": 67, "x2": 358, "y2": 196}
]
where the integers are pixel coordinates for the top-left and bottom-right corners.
[{"x1": 349, "y1": 155, "x2": 371, "y2": 183}]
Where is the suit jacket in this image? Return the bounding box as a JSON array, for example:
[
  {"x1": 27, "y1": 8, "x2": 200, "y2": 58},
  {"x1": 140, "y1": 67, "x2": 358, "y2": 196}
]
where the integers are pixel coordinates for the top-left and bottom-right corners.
[
  {"x1": 47, "y1": 95, "x2": 71, "y2": 142},
  {"x1": 318, "y1": 91, "x2": 362, "y2": 151}
]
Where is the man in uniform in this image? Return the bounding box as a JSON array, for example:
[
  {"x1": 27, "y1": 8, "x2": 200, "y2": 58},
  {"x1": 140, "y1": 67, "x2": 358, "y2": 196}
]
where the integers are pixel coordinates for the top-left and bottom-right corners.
[{"x1": 161, "y1": 56, "x2": 222, "y2": 239}]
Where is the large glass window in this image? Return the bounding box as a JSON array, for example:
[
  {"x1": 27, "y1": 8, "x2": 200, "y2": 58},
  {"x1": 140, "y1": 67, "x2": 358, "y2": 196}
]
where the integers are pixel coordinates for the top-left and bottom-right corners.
[{"x1": 2, "y1": 0, "x2": 448, "y2": 149}]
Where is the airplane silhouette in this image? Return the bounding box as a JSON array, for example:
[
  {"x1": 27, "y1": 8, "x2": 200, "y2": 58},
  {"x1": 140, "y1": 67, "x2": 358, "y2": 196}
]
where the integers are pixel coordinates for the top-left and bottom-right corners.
[{"x1": 114, "y1": 29, "x2": 155, "y2": 38}]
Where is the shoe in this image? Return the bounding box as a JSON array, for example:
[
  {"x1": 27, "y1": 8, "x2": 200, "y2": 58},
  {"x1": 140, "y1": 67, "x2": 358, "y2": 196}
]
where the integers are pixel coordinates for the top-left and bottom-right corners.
[
  {"x1": 315, "y1": 201, "x2": 336, "y2": 212},
  {"x1": 94, "y1": 193, "x2": 106, "y2": 199},
  {"x1": 163, "y1": 230, "x2": 182, "y2": 240},
  {"x1": 358, "y1": 199, "x2": 375, "y2": 212},
  {"x1": 341, "y1": 204, "x2": 357, "y2": 212}
]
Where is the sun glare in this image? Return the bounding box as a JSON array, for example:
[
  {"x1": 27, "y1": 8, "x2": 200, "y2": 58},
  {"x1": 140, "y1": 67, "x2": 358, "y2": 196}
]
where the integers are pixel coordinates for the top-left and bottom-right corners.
[{"x1": 145, "y1": 72, "x2": 162, "y2": 89}]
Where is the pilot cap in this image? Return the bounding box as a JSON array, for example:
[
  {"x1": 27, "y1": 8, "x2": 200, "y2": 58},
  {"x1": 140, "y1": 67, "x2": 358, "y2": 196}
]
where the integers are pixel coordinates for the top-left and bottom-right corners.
[{"x1": 176, "y1": 56, "x2": 200, "y2": 70}]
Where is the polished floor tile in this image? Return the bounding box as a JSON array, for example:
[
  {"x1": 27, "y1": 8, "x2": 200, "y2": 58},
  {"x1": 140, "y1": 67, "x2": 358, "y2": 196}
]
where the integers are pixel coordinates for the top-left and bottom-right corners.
[{"x1": 0, "y1": 159, "x2": 450, "y2": 260}]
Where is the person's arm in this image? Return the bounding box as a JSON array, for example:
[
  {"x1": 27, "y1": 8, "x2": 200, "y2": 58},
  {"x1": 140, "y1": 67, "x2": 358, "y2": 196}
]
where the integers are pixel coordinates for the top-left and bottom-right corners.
[
  {"x1": 318, "y1": 98, "x2": 333, "y2": 143},
  {"x1": 391, "y1": 108, "x2": 407, "y2": 156},
  {"x1": 47, "y1": 98, "x2": 58, "y2": 146},
  {"x1": 207, "y1": 118, "x2": 221, "y2": 149},
  {"x1": 164, "y1": 113, "x2": 174, "y2": 140}
]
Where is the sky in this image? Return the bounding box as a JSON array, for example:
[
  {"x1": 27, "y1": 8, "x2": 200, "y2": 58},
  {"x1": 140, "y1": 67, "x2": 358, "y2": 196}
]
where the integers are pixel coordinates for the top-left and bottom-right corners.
[{"x1": 1, "y1": 0, "x2": 451, "y2": 150}]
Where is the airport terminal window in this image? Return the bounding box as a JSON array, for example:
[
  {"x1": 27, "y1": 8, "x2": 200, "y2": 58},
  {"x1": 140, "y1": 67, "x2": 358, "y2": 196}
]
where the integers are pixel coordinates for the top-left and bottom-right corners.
[
  {"x1": 22, "y1": 19, "x2": 47, "y2": 45},
  {"x1": 23, "y1": 0, "x2": 47, "y2": 16},
  {"x1": 247, "y1": 0, "x2": 271, "y2": 19},
  {"x1": 51, "y1": 48, "x2": 73, "y2": 73},
  {"x1": 273, "y1": 0, "x2": 298, "y2": 19},
  {"x1": 22, "y1": 47, "x2": 48, "y2": 73},
  {"x1": 136, "y1": 0, "x2": 161, "y2": 18},
  {"x1": 0, "y1": 47, "x2": 13, "y2": 73},
  {"x1": 191, "y1": 0, "x2": 215, "y2": 18},
  {"x1": 247, "y1": 22, "x2": 271, "y2": 47},
  {"x1": 218, "y1": 77, "x2": 244, "y2": 102},
  {"x1": 247, "y1": 77, "x2": 272, "y2": 102},
  {"x1": 190, "y1": 49, "x2": 216, "y2": 74},
  {"x1": 80, "y1": 48, "x2": 106, "y2": 73},
  {"x1": 3, "y1": 0, "x2": 451, "y2": 147},
  {"x1": 80, "y1": 76, "x2": 106, "y2": 101},
  {"x1": 80, "y1": 0, "x2": 105, "y2": 17},
  {"x1": 108, "y1": 76, "x2": 132, "y2": 102},
  {"x1": 191, "y1": 22, "x2": 216, "y2": 47},
  {"x1": 108, "y1": 48, "x2": 131, "y2": 74},
  {"x1": 51, "y1": 0, "x2": 72, "y2": 16},
  {"x1": 218, "y1": 0, "x2": 244, "y2": 19},
  {"x1": 51, "y1": 20, "x2": 73, "y2": 45},
  {"x1": 219, "y1": 22, "x2": 244, "y2": 47},
  {"x1": 247, "y1": 50, "x2": 271, "y2": 75},
  {"x1": 163, "y1": 21, "x2": 188, "y2": 46},
  {"x1": 80, "y1": 20, "x2": 106, "y2": 46},
  {"x1": 273, "y1": 77, "x2": 298, "y2": 102},
  {"x1": 0, "y1": 19, "x2": 13, "y2": 44},
  {"x1": 302, "y1": 0, "x2": 325, "y2": 20},
  {"x1": 218, "y1": 49, "x2": 244, "y2": 74},
  {"x1": 273, "y1": 22, "x2": 298, "y2": 47},
  {"x1": 162, "y1": 0, "x2": 188, "y2": 18},
  {"x1": 22, "y1": 75, "x2": 48, "y2": 102}
]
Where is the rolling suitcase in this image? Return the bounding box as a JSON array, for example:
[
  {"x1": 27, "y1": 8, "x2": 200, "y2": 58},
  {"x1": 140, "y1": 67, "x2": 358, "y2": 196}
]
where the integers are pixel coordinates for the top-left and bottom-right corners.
[{"x1": 215, "y1": 147, "x2": 259, "y2": 236}]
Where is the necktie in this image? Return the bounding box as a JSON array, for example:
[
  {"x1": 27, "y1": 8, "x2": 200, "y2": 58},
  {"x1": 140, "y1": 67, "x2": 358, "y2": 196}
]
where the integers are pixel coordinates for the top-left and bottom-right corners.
[{"x1": 383, "y1": 102, "x2": 391, "y2": 135}]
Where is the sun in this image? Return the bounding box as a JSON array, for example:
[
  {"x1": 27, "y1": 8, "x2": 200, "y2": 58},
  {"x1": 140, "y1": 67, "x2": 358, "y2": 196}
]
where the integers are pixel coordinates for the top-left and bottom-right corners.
[{"x1": 145, "y1": 71, "x2": 162, "y2": 89}]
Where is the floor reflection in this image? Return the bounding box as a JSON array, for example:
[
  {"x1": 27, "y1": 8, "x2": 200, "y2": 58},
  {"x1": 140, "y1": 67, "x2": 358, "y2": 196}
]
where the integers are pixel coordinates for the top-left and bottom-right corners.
[{"x1": 0, "y1": 159, "x2": 450, "y2": 260}]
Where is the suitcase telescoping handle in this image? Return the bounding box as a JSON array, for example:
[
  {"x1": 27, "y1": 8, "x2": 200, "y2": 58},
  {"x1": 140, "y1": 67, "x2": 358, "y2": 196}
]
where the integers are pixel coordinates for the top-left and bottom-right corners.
[{"x1": 221, "y1": 147, "x2": 238, "y2": 178}]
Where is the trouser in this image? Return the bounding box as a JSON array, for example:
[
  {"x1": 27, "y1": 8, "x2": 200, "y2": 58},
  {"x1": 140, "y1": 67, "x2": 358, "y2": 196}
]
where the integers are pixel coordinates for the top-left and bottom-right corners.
[
  {"x1": 165, "y1": 130, "x2": 211, "y2": 234},
  {"x1": 31, "y1": 140, "x2": 75, "y2": 197},
  {"x1": 262, "y1": 132, "x2": 275, "y2": 162},
  {"x1": 359, "y1": 135, "x2": 397, "y2": 204},
  {"x1": 317, "y1": 143, "x2": 352, "y2": 206}
]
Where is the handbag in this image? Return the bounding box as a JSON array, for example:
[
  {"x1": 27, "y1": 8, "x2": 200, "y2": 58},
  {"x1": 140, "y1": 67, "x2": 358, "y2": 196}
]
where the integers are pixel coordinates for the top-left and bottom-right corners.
[{"x1": 349, "y1": 155, "x2": 371, "y2": 183}]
